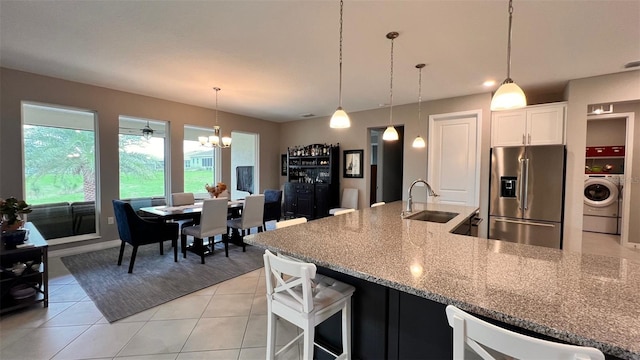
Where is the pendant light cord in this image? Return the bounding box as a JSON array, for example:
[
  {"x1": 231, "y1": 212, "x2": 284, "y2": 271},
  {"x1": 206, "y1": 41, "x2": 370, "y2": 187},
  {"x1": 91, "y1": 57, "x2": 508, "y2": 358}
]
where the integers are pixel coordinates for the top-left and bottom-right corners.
[
  {"x1": 506, "y1": 0, "x2": 513, "y2": 80},
  {"x1": 214, "y1": 87, "x2": 220, "y2": 125},
  {"x1": 338, "y1": 0, "x2": 344, "y2": 107},
  {"x1": 418, "y1": 66, "x2": 422, "y2": 122},
  {"x1": 389, "y1": 36, "x2": 394, "y2": 125}
]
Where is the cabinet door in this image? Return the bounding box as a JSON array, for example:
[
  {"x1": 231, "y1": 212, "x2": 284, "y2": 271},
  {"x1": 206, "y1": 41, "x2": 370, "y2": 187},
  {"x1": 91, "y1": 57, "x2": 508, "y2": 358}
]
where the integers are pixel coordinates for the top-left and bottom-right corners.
[
  {"x1": 526, "y1": 105, "x2": 565, "y2": 145},
  {"x1": 283, "y1": 183, "x2": 296, "y2": 217},
  {"x1": 296, "y1": 192, "x2": 315, "y2": 219},
  {"x1": 491, "y1": 111, "x2": 526, "y2": 147},
  {"x1": 315, "y1": 184, "x2": 330, "y2": 218}
]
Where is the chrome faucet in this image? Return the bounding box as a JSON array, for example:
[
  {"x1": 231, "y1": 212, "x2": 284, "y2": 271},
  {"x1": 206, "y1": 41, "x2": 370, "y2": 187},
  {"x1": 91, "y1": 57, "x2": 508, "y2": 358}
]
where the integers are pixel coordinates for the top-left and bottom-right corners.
[{"x1": 406, "y1": 178, "x2": 439, "y2": 213}]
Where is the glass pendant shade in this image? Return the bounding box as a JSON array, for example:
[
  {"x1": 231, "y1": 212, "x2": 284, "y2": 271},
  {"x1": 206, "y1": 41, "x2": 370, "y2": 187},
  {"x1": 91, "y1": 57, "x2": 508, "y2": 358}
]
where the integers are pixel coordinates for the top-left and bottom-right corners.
[
  {"x1": 491, "y1": 0, "x2": 526, "y2": 111},
  {"x1": 330, "y1": 107, "x2": 351, "y2": 128},
  {"x1": 330, "y1": 0, "x2": 350, "y2": 129},
  {"x1": 412, "y1": 135, "x2": 426, "y2": 148},
  {"x1": 382, "y1": 126, "x2": 399, "y2": 141},
  {"x1": 490, "y1": 80, "x2": 527, "y2": 111}
]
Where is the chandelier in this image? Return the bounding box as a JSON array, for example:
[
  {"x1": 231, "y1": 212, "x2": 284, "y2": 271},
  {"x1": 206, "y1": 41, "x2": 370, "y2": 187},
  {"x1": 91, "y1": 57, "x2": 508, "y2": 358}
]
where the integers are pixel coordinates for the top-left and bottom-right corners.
[{"x1": 199, "y1": 87, "x2": 231, "y2": 148}]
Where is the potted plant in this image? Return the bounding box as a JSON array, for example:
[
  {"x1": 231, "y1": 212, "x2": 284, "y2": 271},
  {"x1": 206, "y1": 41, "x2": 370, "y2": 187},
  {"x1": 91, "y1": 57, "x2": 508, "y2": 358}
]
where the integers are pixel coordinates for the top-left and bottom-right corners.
[{"x1": 0, "y1": 197, "x2": 32, "y2": 232}]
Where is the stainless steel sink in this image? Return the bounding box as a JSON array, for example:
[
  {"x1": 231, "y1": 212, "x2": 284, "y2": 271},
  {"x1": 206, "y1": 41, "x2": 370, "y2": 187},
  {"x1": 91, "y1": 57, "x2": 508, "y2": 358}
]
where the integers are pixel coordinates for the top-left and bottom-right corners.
[{"x1": 404, "y1": 210, "x2": 458, "y2": 223}]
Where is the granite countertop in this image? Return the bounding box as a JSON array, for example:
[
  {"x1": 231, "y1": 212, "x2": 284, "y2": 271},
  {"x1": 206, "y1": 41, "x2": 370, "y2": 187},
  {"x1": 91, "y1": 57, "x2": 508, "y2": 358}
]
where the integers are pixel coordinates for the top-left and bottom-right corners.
[{"x1": 245, "y1": 201, "x2": 640, "y2": 359}]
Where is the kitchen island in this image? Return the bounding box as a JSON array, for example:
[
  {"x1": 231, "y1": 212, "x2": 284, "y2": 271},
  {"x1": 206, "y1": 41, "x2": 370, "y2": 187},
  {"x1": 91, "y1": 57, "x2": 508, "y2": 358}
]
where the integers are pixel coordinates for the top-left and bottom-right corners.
[{"x1": 245, "y1": 201, "x2": 640, "y2": 359}]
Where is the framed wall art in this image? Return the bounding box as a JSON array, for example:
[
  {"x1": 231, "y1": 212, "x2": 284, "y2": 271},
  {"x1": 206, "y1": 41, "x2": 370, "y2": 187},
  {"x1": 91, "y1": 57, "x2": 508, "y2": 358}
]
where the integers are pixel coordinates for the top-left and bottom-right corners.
[{"x1": 343, "y1": 149, "x2": 363, "y2": 178}]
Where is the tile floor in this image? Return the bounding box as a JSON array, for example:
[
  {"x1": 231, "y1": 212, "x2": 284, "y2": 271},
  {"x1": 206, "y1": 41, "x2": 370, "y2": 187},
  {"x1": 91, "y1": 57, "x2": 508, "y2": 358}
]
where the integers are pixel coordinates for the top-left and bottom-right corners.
[
  {"x1": 582, "y1": 231, "x2": 640, "y2": 263},
  {"x1": 0, "y1": 256, "x2": 303, "y2": 360}
]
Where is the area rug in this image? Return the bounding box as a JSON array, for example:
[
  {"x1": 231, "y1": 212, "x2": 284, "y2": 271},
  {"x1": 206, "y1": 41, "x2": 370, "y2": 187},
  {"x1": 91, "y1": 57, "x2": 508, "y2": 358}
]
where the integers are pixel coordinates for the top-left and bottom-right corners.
[{"x1": 61, "y1": 242, "x2": 264, "y2": 322}]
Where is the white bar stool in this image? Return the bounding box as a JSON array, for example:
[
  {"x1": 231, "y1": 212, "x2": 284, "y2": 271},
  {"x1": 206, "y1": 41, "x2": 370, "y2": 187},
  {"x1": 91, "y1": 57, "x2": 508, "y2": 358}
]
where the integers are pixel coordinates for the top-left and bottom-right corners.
[
  {"x1": 445, "y1": 305, "x2": 605, "y2": 360},
  {"x1": 263, "y1": 249, "x2": 355, "y2": 360}
]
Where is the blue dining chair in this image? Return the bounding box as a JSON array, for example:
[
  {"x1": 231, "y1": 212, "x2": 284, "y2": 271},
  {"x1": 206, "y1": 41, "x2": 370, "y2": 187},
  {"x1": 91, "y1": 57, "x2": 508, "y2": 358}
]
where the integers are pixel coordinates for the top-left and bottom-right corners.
[{"x1": 112, "y1": 200, "x2": 180, "y2": 273}]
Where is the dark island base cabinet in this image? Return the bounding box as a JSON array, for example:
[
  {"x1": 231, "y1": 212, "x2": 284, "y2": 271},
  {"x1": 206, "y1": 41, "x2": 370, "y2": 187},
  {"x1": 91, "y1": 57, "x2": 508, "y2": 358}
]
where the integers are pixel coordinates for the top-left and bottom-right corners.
[
  {"x1": 313, "y1": 267, "x2": 622, "y2": 360},
  {"x1": 0, "y1": 223, "x2": 49, "y2": 315}
]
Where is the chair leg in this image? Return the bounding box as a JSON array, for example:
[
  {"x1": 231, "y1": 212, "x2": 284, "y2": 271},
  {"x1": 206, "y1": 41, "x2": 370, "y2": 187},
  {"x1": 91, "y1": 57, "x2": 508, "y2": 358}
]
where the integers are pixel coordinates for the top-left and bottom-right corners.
[
  {"x1": 128, "y1": 246, "x2": 138, "y2": 273},
  {"x1": 117, "y1": 241, "x2": 126, "y2": 266},
  {"x1": 242, "y1": 229, "x2": 246, "y2": 252},
  {"x1": 159, "y1": 241, "x2": 164, "y2": 255},
  {"x1": 303, "y1": 320, "x2": 314, "y2": 360},
  {"x1": 266, "y1": 311, "x2": 277, "y2": 360},
  {"x1": 196, "y1": 237, "x2": 205, "y2": 264},
  {"x1": 181, "y1": 234, "x2": 188, "y2": 258},
  {"x1": 223, "y1": 234, "x2": 229, "y2": 257},
  {"x1": 173, "y1": 238, "x2": 178, "y2": 262}
]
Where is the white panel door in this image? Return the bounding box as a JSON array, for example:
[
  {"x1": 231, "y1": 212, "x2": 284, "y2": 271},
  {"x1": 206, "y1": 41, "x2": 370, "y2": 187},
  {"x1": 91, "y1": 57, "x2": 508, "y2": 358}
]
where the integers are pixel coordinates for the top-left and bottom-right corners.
[{"x1": 428, "y1": 112, "x2": 479, "y2": 206}]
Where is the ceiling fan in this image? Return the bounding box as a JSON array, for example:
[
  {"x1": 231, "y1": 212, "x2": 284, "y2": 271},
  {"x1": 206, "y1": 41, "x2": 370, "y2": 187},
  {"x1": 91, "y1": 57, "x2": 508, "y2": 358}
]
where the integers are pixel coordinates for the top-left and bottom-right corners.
[
  {"x1": 141, "y1": 121, "x2": 154, "y2": 140},
  {"x1": 119, "y1": 120, "x2": 165, "y2": 139}
]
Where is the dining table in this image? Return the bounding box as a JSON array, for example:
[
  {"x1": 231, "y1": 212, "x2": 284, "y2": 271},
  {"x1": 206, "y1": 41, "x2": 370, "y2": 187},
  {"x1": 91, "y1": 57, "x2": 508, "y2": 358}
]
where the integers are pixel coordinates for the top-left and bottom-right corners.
[{"x1": 139, "y1": 199, "x2": 245, "y2": 221}]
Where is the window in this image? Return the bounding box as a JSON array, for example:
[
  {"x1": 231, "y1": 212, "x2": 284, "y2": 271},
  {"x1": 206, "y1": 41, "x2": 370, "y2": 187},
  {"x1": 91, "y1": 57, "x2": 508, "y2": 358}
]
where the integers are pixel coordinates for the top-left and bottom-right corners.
[
  {"x1": 22, "y1": 102, "x2": 98, "y2": 241},
  {"x1": 118, "y1": 116, "x2": 167, "y2": 199},
  {"x1": 184, "y1": 125, "x2": 218, "y2": 197},
  {"x1": 231, "y1": 131, "x2": 259, "y2": 199}
]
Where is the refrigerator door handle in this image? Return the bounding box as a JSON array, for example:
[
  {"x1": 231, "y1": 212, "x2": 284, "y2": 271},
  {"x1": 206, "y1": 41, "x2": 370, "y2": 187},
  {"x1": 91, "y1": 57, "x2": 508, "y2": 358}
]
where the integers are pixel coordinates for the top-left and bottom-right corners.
[
  {"x1": 494, "y1": 218, "x2": 556, "y2": 228},
  {"x1": 517, "y1": 159, "x2": 525, "y2": 210},
  {"x1": 523, "y1": 158, "x2": 530, "y2": 210}
]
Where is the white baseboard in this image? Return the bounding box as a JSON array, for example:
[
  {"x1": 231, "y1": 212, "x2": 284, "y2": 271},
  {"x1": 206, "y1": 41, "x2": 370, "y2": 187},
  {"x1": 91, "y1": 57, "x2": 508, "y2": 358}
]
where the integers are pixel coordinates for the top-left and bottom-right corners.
[{"x1": 50, "y1": 239, "x2": 121, "y2": 258}]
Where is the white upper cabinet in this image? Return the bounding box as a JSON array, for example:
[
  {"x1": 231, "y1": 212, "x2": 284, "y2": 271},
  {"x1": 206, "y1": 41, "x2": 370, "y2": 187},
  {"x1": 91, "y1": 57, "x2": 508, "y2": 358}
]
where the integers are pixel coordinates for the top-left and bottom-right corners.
[{"x1": 491, "y1": 102, "x2": 566, "y2": 147}]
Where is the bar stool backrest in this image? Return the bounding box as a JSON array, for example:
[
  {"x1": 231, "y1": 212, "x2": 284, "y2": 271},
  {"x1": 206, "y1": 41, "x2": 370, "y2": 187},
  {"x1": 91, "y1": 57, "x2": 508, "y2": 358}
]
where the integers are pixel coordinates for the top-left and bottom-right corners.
[
  {"x1": 263, "y1": 249, "x2": 316, "y2": 313},
  {"x1": 275, "y1": 217, "x2": 308, "y2": 229},
  {"x1": 445, "y1": 305, "x2": 605, "y2": 360}
]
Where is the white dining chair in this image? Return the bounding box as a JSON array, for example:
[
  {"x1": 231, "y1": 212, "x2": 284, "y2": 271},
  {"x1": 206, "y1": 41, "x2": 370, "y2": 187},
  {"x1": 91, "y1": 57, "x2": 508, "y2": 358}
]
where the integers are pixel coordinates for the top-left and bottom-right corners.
[
  {"x1": 263, "y1": 249, "x2": 355, "y2": 360},
  {"x1": 333, "y1": 208, "x2": 355, "y2": 216},
  {"x1": 181, "y1": 198, "x2": 228, "y2": 263},
  {"x1": 227, "y1": 194, "x2": 265, "y2": 252},
  {"x1": 275, "y1": 217, "x2": 307, "y2": 229},
  {"x1": 171, "y1": 192, "x2": 195, "y2": 206},
  {"x1": 445, "y1": 305, "x2": 605, "y2": 360},
  {"x1": 170, "y1": 192, "x2": 196, "y2": 249},
  {"x1": 329, "y1": 188, "x2": 358, "y2": 215},
  {"x1": 370, "y1": 202, "x2": 385, "y2": 208}
]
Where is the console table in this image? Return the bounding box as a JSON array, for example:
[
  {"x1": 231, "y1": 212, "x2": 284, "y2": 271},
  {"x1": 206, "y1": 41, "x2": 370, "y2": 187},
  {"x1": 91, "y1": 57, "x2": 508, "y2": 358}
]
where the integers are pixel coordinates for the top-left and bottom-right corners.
[{"x1": 0, "y1": 222, "x2": 48, "y2": 314}]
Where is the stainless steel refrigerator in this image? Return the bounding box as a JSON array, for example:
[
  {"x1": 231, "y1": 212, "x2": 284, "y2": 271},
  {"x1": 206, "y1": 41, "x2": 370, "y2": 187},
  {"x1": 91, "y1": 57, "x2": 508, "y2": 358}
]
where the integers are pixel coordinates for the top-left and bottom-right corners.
[{"x1": 488, "y1": 145, "x2": 566, "y2": 249}]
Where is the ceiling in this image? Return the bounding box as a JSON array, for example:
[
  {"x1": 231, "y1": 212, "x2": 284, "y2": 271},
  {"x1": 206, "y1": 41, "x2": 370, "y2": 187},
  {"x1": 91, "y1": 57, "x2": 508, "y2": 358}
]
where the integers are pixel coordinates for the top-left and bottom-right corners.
[{"x1": 1, "y1": 1, "x2": 639, "y2": 123}]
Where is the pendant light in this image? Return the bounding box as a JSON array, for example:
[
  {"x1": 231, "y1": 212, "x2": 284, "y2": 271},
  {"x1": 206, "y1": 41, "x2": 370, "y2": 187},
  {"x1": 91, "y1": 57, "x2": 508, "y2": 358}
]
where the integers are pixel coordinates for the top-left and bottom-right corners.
[
  {"x1": 490, "y1": 0, "x2": 527, "y2": 111},
  {"x1": 412, "y1": 63, "x2": 426, "y2": 149},
  {"x1": 199, "y1": 87, "x2": 232, "y2": 148},
  {"x1": 329, "y1": 0, "x2": 351, "y2": 129},
  {"x1": 382, "y1": 31, "x2": 399, "y2": 141}
]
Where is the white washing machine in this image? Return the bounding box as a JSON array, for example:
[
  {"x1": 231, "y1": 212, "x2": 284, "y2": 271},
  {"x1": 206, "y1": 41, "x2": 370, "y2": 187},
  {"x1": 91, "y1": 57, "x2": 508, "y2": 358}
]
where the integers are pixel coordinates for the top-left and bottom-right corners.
[{"x1": 583, "y1": 174, "x2": 622, "y2": 234}]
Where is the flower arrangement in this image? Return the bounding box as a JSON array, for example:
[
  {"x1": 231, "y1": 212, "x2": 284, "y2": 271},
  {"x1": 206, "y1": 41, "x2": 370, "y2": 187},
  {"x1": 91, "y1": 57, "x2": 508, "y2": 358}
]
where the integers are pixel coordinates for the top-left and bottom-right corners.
[
  {"x1": 0, "y1": 197, "x2": 32, "y2": 230},
  {"x1": 205, "y1": 182, "x2": 227, "y2": 198}
]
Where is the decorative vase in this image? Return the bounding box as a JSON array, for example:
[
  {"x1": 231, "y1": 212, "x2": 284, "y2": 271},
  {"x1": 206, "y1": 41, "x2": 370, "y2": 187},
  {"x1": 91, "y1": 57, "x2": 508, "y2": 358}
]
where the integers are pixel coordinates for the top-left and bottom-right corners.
[{"x1": 1, "y1": 219, "x2": 24, "y2": 233}]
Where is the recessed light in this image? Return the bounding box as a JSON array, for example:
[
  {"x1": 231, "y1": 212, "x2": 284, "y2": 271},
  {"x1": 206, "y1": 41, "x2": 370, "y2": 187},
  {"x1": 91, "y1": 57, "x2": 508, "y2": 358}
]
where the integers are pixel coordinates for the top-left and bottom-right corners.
[{"x1": 483, "y1": 80, "x2": 496, "y2": 87}]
